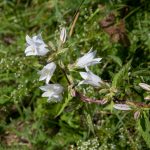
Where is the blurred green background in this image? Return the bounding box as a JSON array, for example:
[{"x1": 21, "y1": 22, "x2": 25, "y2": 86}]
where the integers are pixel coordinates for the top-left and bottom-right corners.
[{"x1": 0, "y1": 0, "x2": 150, "y2": 149}]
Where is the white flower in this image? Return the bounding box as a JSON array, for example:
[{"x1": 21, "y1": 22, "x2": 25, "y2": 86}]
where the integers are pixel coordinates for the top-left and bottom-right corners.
[
  {"x1": 113, "y1": 104, "x2": 131, "y2": 110},
  {"x1": 38, "y1": 62, "x2": 56, "y2": 84},
  {"x1": 60, "y1": 27, "x2": 66, "y2": 43},
  {"x1": 40, "y1": 84, "x2": 63, "y2": 102},
  {"x1": 139, "y1": 83, "x2": 150, "y2": 92},
  {"x1": 76, "y1": 48, "x2": 102, "y2": 68},
  {"x1": 79, "y1": 67, "x2": 103, "y2": 87},
  {"x1": 25, "y1": 34, "x2": 49, "y2": 56}
]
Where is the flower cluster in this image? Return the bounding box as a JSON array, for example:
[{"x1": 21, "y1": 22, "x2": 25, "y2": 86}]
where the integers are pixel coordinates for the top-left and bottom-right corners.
[
  {"x1": 75, "y1": 48, "x2": 103, "y2": 87},
  {"x1": 25, "y1": 29, "x2": 67, "y2": 102},
  {"x1": 25, "y1": 27, "x2": 104, "y2": 102},
  {"x1": 24, "y1": 26, "x2": 149, "y2": 120}
]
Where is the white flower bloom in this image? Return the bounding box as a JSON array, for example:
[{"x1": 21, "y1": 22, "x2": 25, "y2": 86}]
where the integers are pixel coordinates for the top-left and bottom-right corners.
[
  {"x1": 76, "y1": 48, "x2": 102, "y2": 68},
  {"x1": 79, "y1": 67, "x2": 103, "y2": 87},
  {"x1": 60, "y1": 27, "x2": 66, "y2": 43},
  {"x1": 113, "y1": 104, "x2": 131, "y2": 111},
  {"x1": 139, "y1": 83, "x2": 150, "y2": 92},
  {"x1": 25, "y1": 34, "x2": 49, "y2": 56},
  {"x1": 38, "y1": 62, "x2": 56, "y2": 84},
  {"x1": 40, "y1": 84, "x2": 64, "y2": 102}
]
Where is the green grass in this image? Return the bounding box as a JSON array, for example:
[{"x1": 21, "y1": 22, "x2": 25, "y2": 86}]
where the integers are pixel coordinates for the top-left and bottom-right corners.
[{"x1": 0, "y1": 0, "x2": 150, "y2": 149}]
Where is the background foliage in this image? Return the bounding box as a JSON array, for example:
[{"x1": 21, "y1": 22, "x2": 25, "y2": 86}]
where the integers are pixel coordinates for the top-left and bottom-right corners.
[{"x1": 0, "y1": 0, "x2": 150, "y2": 149}]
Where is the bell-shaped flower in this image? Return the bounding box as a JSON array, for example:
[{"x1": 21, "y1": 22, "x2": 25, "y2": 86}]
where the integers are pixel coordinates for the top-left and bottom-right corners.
[
  {"x1": 60, "y1": 27, "x2": 66, "y2": 43},
  {"x1": 113, "y1": 104, "x2": 131, "y2": 111},
  {"x1": 76, "y1": 48, "x2": 102, "y2": 68},
  {"x1": 79, "y1": 67, "x2": 103, "y2": 87},
  {"x1": 139, "y1": 83, "x2": 150, "y2": 92},
  {"x1": 25, "y1": 34, "x2": 49, "y2": 56},
  {"x1": 38, "y1": 62, "x2": 56, "y2": 84},
  {"x1": 40, "y1": 84, "x2": 64, "y2": 102}
]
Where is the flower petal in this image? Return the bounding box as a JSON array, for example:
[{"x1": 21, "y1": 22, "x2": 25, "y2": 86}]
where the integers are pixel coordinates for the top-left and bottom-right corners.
[
  {"x1": 39, "y1": 72, "x2": 46, "y2": 81},
  {"x1": 39, "y1": 85, "x2": 50, "y2": 91},
  {"x1": 25, "y1": 46, "x2": 37, "y2": 56},
  {"x1": 52, "y1": 84, "x2": 64, "y2": 93},
  {"x1": 42, "y1": 91, "x2": 54, "y2": 97},
  {"x1": 26, "y1": 35, "x2": 33, "y2": 45},
  {"x1": 79, "y1": 72, "x2": 88, "y2": 80},
  {"x1": 46, "y1": 75, "x2": 51, "y2": 84},
  {"x1": 45, "y1": 62, "x2": 56, "y2": 70}
]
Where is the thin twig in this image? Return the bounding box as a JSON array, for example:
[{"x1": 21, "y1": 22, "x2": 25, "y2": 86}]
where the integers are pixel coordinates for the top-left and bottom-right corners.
[
  {"x1": 69, "y1": 12, "x2": 80, "y2": 37},
  {"x1": 75, "y1": 90, "x2": 150, "y2": 109},
  {"x1": 69, "y1": 0, "x2": 85, "y2": 37},
  {"x1": 75, "y1": 91, "x2": 106, "y2": 104},
  {"x1": 59, "y1": 65, "x2": 71, "y2": 85}
]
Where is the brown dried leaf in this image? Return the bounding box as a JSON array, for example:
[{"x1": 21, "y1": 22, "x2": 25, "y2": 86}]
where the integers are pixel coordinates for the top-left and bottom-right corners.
[{"x1": 100, "y1": 14, "x2": 130, "y2": 47}]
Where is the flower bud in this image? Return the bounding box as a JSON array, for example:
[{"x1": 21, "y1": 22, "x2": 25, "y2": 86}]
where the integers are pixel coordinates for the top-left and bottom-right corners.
[
  {"x1": 134, "y1": 111, "x2": 141, "y2": 120},
  {"x1": 139, "y1": 83, "x2": 150, "y2": 91},
  {"x1": 113, "y1": 104, "x2": 131, "y2": 110},
  {"x1": 60, "y1": 27, "x2": 67, "y2": 43}
]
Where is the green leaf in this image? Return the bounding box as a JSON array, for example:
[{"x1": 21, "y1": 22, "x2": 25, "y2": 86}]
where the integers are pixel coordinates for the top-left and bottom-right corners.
[
  {"x1": 112, "y1": 59, "x2": 132, "y2": 88},
  {"x1": 108, "y1": 55, "x2": 122, "y2": 67},
  {"x1": 132, "y1": 69, "x2": 150, "y2": 77},
  {"x1": 0, "y1": 96, "x2": 10, "y2": 105},
  {"x1": 84, "y1": 111, "x2": 95, "y2": 134},
  {"x1": 55, "y1": 93, "x2": 72, "y2": 117},
  {"x1": 138, "y1": 111, "x2": 150, "y2": 148},
  {"x1": 61, "y1": 111, "x2": 80, "y2": 129}
]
